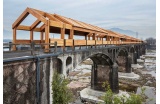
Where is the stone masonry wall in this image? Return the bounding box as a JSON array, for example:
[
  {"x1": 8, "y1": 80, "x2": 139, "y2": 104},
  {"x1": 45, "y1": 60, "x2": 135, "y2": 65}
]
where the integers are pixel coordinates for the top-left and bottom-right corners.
[
  {"x1": 3, "y1": 59, "x2": 48, "y2": 104},
  {"x1": 117, "y1": 56, "x2": 126, "y2": 72},
  {"x1": 3, "y1": 61, "x2": 37, "y2": 104},
  {"x1": 95, "y1": 65, "x2": 111, "y2": 91}
]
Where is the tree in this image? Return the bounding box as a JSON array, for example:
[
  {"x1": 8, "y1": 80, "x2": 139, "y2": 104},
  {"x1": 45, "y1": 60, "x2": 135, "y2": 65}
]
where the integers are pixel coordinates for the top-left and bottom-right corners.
[
  {"x1": 145, "y1": 37, "x2": 156, "y2": 45},
  {"x1": 52, "y1": 71, "x2": 73, "y2": 104}
]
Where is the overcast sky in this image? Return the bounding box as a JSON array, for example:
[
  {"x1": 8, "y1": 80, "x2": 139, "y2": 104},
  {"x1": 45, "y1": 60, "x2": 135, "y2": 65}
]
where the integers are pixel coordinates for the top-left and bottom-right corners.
[{"x1": 3, "y1": 0, "x2": 156, "y2": 40}]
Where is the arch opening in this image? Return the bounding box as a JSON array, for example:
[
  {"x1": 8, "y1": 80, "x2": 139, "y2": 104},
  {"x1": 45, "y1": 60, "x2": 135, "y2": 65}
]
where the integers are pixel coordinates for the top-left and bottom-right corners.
[
  {"x1": 68, "y1": 53, "x2": 118, "y2": 93},
  {"x1": 66, "y1": 56, "x2": 72, "y2": 76},
  {"x1": 56, "y1": 58, "x2": 63, "y2": 74}
]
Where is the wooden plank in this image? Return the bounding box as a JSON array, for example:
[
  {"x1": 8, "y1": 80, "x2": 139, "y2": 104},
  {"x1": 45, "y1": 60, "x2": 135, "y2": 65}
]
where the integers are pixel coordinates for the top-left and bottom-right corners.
[
  {"x1": 49, "y1": 20, "x2": 63, "y2": 28},
  {"x1": 103, "y1": 41, "x2": 108, "y2": 45},
  {"x1": 17, "y1": 25, "x2": 41, "y2": 32},
  {"x1": 96, "y1": 40, "x2": 102, "y2": 45},
  {"x1": 33, "y1": 40, "x2": 45, "y2": 43},
  {"x1": 74, "y1": 40, "x2": 86, "y2": 46},
  {"x1": 15, "y1": 40, "x2": 30, "y2": 44},
  {"x1": 30, "y1": 19, "x2": 41, "y2": 30},
  {"x1": 87, "y1": 40, "x2": 95, "y2": 45},
  {"x1": 50, "y1": 39, "x2": 64, "y2": 46},
  {"x1": 27, "y1": 8, "x2": 47, "y2": 24},
  {"x1": 12, "y1": 9, "x2": 29, "y2": 29},
  {"x1": 12, "y1": 28, "x2": 17, "y2": 50},
  {"x1": 65, "y1": 39, "x2": 73, "y2": 46}
]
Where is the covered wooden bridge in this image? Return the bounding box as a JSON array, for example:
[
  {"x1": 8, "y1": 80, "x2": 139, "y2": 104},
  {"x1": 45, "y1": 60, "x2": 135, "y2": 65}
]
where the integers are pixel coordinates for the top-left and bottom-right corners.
[{"x1": 12, "y1": 7, "x2": 142, "y2": 52}]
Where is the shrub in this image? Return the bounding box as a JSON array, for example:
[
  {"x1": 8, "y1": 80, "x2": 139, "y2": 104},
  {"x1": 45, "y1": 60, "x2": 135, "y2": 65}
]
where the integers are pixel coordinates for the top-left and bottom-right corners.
[
  {"x1": 102, "y1": 81, "x2": 146, "y2": 104},
  {"x1": 52, "y1": 71, "x2": 73, "y2": 104}
]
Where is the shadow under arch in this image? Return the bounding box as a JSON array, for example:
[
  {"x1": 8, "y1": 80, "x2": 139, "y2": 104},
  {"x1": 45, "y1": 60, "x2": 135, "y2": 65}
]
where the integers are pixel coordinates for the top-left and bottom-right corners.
[
  {"x1": 73, "y1": 53, "x2": 119, "y2": 92},
  {"x1": 66, "y1": 56, "x2": 72, "y2": 76},
  {"x1": 56, "y1": 58, "x2": 63, "y2": 74}
]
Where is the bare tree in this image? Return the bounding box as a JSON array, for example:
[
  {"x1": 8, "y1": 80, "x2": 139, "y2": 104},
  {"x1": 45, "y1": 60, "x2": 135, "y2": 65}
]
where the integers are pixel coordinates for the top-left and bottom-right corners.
[{"x1": 145, "y1": 37, "x2": 156, "y2": 45}]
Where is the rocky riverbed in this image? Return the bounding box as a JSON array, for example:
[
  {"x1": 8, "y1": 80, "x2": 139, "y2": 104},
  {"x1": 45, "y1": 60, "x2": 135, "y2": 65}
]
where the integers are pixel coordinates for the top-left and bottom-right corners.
[{"x1": 67, "y1": 50, "x2": 156, "y2": 104}]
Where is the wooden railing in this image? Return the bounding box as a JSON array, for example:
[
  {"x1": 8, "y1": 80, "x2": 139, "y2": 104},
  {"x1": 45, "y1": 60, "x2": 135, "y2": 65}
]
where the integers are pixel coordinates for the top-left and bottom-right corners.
[{"x1": 49, "y1": 38, "x2": 141, "y2": 47}]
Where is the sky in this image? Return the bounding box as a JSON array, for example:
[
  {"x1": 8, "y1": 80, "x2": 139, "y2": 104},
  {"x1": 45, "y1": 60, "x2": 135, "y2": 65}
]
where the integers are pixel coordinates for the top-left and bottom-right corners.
[{"x1": 3, "y1": 0, "x2": 156, "y2": 40}]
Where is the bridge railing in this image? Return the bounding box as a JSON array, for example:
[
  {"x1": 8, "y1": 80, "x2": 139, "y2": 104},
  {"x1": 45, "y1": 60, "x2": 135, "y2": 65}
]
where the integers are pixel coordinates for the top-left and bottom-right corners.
[
  {"x1": 4, "y1": 39, "x2": 141, "y2": 53},
  {"x1": 49, "y1": 38, "x2": 141, "y2": 46},
  {"x1": 3, "y1": 41, "x2": 58, "y2": 55}
]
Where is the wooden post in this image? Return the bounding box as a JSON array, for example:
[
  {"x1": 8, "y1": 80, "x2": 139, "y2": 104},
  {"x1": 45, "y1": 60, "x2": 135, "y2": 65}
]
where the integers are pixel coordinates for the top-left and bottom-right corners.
[
  {"x1": 30, "y1": 31, "x2": 33, "y2": 42},
  {"x1": 61, "y1": 25, "x2": 65, "y2": 51},
  {"x1": 69, "y1": 29, "x2": 74, "y2": 50},
  {"x1": 61, "y1": 27, "x2": 65, "y2": 39},
  {"x1": 13, "y1": 28, "x2": 17, "y2": 51},
  {"x1": 40, "y1": 32, "x2": 44, "y2": 43},
  {"x1": 45, "y1": 20, "x2": 50, "y2": 52},
  {"x1": 112, "y1": 36, "x2": 114, "y2": 44},
  {"x1": 40, "y1": 32, "x2": 44, "y2": 49},
  {"x1": 92, "y1": 33, "x2": 95, "y2": 40},
  {"x1": 85, "y1": 35, "x2": 87, "y2": 40},
  {"x1": 69, "y1": 29, "x2": 74, "y2": 39},
  {"x1": 88, "y1": 36, "x2": 90, "y2": 40}
]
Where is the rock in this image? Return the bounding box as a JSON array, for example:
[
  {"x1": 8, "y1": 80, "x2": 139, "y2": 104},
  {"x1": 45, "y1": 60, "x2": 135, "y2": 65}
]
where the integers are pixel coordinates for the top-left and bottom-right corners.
[
  {"x1": 14, "y1": 66, "x2": 24, "y2": 78},
  {"x1": 17, "y1": 74, "x2": 24, "y2": 82},
  {"x1": 137, "y1": 59, "x2": 144, "y2": 63},
  {"x1": 18, "y1": 86, "x2": 27, "y2": 94}
]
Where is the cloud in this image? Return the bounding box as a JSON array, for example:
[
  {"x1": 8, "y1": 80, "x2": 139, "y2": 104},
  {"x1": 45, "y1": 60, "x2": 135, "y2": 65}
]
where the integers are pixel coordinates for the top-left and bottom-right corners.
[{"x1": 3, "y1": 0, "x2": 156, "y2": 39}]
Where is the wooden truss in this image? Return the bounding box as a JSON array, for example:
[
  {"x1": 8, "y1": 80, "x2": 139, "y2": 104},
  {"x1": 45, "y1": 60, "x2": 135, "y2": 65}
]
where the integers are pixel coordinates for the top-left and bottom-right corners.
[{"x1": 12, "y1": 7, "x2": 142, "y2": 52}]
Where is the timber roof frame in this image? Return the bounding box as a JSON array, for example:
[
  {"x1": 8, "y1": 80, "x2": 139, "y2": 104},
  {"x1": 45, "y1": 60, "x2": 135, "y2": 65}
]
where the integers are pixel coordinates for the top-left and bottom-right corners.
[{"x1": 12, "y1": 7, "x2": 141, "y2": 42}]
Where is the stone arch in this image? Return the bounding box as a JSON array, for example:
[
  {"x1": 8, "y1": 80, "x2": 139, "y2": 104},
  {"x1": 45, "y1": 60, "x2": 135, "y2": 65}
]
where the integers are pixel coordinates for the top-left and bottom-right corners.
[
  {"x1": 116, "y1": 47, "x2": 128, "y2": 58},
  {"x1": 66, "y1": 56, "x2": 72, "y2": 66},
  {"x1": 66, "y1": 56, "x2": 72, "y2": 76},
  {"x1": 130, "y1": 47, "x2": 135, "y2": 53},
  {"x1": 87, "y1": 53, "x2": 117, "y2": 92},
  {"x1": 71, "y1": 52, "x2": 119, "y2": 93},
  {"x1": 116, "y1": 48, "x2": 128, "y2": 73},
  {"x1": 56, "y1": 58, "x2": 63, "y2": 74}
]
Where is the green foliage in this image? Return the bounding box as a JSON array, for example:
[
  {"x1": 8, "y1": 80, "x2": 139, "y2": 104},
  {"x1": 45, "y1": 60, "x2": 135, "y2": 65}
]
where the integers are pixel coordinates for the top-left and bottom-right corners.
[
  {"x1": 102, "y1": 81, "x2": 146, "y2": 104},
  {"x1": 52, "y1": 71, "x2": 73, "y2": 104}
]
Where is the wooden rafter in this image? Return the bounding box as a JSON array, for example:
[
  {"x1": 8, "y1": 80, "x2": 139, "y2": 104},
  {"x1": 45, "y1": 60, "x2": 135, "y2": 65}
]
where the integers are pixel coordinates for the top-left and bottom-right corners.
[
  {"x1": 40, "y1": 24, "x2": 45, "y2": 31},
  {"x1": 54, "y1": 14, "x2": 73, "y2": 25},
  {"x1": 26, "y1": 8, "x2": 47, "y2": 24},
  {"x1": 30, "y1": 19, "x2": 41, "y2": 30},
  {"x1": 12, "y1": 8, "x2": 29, "y2": 29},
  {"x1": 32, "y1": 8, "x2": 61, "y2": 22}
]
